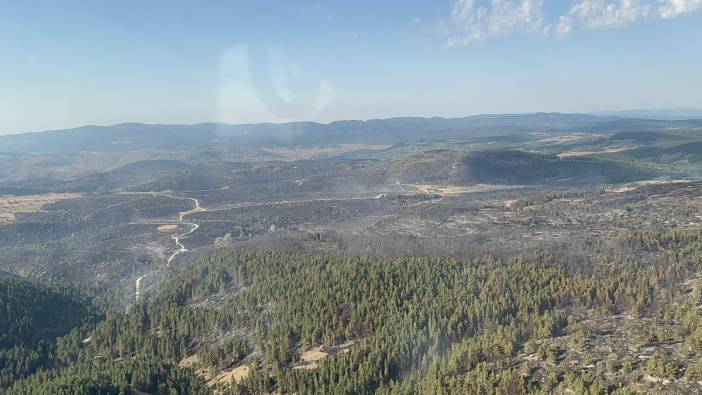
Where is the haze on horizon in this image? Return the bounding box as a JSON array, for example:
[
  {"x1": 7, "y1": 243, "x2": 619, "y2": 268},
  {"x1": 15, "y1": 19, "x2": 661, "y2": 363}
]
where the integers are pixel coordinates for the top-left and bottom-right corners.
[{"x1": 2, "y1": 0, "x2": 702, "y2": 134}]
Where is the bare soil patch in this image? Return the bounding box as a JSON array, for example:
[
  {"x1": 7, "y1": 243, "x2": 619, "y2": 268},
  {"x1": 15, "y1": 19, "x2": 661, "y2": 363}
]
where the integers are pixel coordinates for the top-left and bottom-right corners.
[
  {"x1": 557, "y1": 146, "x2": 633, "y2": 158},
  {"x1": 260, "y1": 144, "x2": 390, "y2": 160},
  {"x1": 293, "y1": 346, "x2": 328, "y2": 370},
  {"x1": 292, "y1": 340, "x2": 357, "y2": 370},
  {"x1": 157, "y1": 224, "x2": 179, "y2": 232},
  {"x1": 209, "y1": 365, "x2": 250, "y2": 385},
  {"x1": 0, "y1": 193, "x2": 80, "y2": 222},
  {"x1": 180, "y1": 354, "x2": 250, "y2": 388},
  {"x1": 179, "y1": 354, "x2": 201, "y2": 368},
  {"x1": 607, "y1": 179, "x2": 691, "y2": 193},
  {"x1": 503, "y1": 199, "x2": 518, "y2": 208},
  {"x1": 538, "y1": 134, "x2": 588, "y2": 143},
  {"x1": 410, "y1": 183, "x2": 512, "y2": 196}
]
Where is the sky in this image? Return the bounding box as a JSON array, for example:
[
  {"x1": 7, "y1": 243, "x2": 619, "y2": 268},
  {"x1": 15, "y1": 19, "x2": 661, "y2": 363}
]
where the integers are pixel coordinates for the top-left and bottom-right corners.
[{"x1": 1, "y1": 0, "x2": 702, "y2": 134}]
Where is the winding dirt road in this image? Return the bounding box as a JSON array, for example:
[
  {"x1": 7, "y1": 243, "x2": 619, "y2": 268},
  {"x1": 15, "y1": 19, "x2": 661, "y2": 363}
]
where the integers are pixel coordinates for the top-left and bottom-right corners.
[
  {"x1": 156, "y1": 194, "x2": 206, "y2": 265},
  {"x1": 135, "y1": 274, "x2": 146, "y2": 300},
  {"x1": 132, "y1": 190, "x2": 390, "y2": 300},
  {"x1": 131, "y1": 192, "x2": 207, "y2": 300}
]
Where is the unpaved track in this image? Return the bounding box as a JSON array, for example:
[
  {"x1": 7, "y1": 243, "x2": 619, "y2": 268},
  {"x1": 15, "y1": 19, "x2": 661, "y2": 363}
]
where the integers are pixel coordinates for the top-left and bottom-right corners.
[
  {"x1": 151, "y1": 194, "x2": 206, "y2": 265},
  {"x1": 129, "y1": 192, "x2": 207, "y2": 300},
  {"x1": 135, "y1": 274, "x2": 146, "y2": 300},
  {"x1": 167, "y1": 222, "x2": 200, "y2": 264},
  {"x1": 129, "y1": 190, "x2": 401, "y2": 300}
]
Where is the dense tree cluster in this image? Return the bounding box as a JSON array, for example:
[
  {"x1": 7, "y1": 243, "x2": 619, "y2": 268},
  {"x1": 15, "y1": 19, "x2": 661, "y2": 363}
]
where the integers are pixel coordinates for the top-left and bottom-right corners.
[
  {"x1": 0, "y1": 276, "x2": 99, "y2": 387},
  {"x1": 6, "y1": 358, "x2": 208, "y2": 395},
  {"x1": 3, "y1": 225, "x2": 702, "y2": 393}
]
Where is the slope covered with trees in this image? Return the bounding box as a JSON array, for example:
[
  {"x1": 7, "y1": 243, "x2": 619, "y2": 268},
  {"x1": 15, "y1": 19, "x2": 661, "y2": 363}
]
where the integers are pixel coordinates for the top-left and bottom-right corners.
[
  {"x1": 386, "y1": 149, "x2": 655, "y2": 185},
  {"x1": 1, "y1": 277, "x2": 208, "y2": 394},
  {"x1": 6, "y1": 231, "x2": 700, "y2": 394},
  {"x1": 0, "y1": 276, "x2": 98, "y2": 387}
]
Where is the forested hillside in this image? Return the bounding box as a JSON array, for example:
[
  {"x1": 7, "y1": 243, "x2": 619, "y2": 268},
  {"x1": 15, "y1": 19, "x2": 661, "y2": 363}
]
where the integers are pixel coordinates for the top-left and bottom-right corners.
[
  {"x1": 386, "y1": 150, "x2": 656, "y2": 185},
  {"x1": 4, "y1": 0, "x2": 702, "y2": 389},
  {"x1": 3, "y1": 115, "x2": 702, "y2": 394},
  {"x1": 0, "y1": 276, "x2": 98, "y2": 387},
  {"x1": 0, "y1": 276, "x2": 207, "y2": 394},
  {"x1": 6, "y1": 233, "x2": 702, "y2": 393}
]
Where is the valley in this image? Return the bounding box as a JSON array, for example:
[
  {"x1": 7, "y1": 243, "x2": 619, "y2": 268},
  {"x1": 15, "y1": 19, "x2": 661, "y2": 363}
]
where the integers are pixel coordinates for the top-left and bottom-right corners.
[
  {"x1": 3, "y1": 114, "x2": 702, "y2": 394},
  {"x1": 5, "y1": 1, "x2": 702, "y2": 392}
]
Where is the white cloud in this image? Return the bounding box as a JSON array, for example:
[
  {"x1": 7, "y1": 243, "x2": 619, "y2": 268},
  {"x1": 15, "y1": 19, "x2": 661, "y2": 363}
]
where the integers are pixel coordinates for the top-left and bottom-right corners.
[
  {"x1": 556, "y1": 15, "x2": 574, "y2": 36},
  {"x1": 446, "y1": 0, "x2": 544, "y2": 46},
  {"x1": 659, "y1": 0, "x2": 702, "y2": 18},
  {"x1": 562, "y1": 0, "x2": 702, "y2": 31},
  {"x1": 444, "y1": 0, "x2": 702, "y2": 46},
  {"x1": 567, "y1": 0, "x2": 653, "y2": 29}
]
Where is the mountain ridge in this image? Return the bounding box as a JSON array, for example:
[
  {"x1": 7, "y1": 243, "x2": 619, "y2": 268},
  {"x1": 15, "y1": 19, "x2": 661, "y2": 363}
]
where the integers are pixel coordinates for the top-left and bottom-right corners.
[{"x1": 2, "y1": 112, "x2": 689, "y2": 153}]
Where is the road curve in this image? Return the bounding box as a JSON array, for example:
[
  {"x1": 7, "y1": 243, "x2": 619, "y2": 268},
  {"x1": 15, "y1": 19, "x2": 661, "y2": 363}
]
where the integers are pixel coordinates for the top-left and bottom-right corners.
[
  {"x1": 160, "y1": 195, "x2": 206, "y2": 265},
  {"x1": 130, "y1": 192, "x2": 206, "y2": 300},
  {"x1": 135, "y1": 274, "x2": 146, "y2": 300}
]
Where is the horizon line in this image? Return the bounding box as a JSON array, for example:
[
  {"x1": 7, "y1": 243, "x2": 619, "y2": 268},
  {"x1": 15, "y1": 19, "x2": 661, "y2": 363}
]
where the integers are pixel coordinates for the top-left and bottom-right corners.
[{"x1": 3, "y1": 108, "x2": 702, "y2": 137}]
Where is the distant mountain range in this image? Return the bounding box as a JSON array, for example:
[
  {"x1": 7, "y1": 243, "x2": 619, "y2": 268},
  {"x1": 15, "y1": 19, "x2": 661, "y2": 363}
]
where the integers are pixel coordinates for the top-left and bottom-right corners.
[
  {"x1": 2, "y1": 112, "x2": 702, "y2": 153},
  {"x1": 590, "y1": 108, "x2": 702, "y2": 120}
]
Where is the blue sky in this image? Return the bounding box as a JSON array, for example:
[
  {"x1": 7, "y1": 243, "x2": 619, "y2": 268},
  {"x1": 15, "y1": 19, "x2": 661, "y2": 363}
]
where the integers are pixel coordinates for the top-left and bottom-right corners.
[{"x1": 1, "y1": 0, "x2": 702, "y2": 133}]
